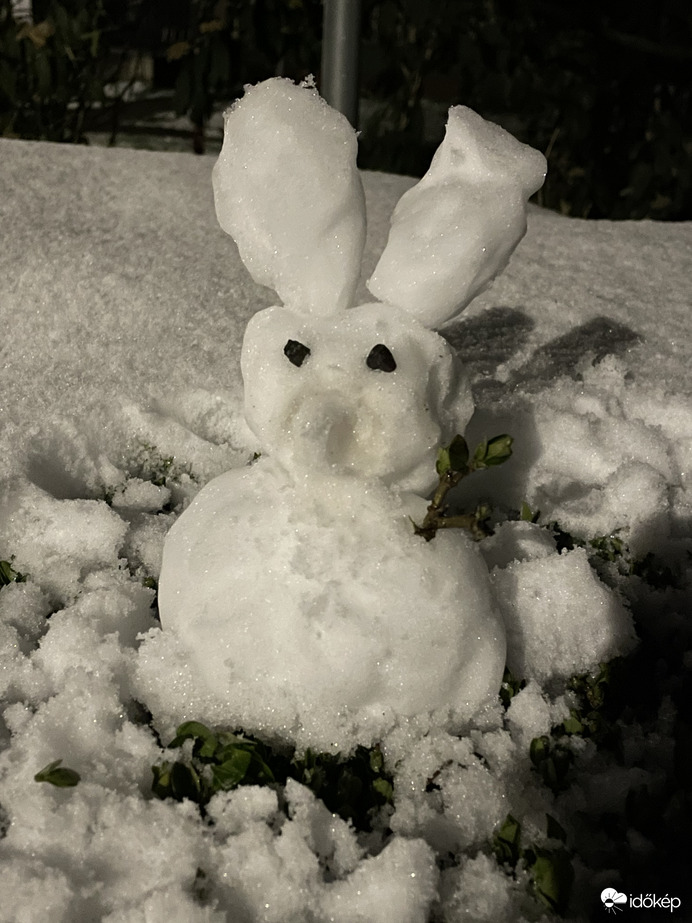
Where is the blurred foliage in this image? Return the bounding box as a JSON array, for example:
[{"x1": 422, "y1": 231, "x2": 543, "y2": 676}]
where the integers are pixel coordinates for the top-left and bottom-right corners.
[
  {"x1": 0, "y1": 0, "x2": 109, "y2": 141},
  {"x1": 358, "y1": 0, "x2": 691, "y2": 219},
  {"x1": 162, "y1": 0, "x2": 322, "y2": 135},
  {"x1": 1, "y1": 0, "x2": 689, "y2": 219}
]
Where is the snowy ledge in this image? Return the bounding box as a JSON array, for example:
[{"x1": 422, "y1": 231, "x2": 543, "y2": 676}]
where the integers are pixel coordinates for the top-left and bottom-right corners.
[{"x1": 0, "y1": 138, "x2": 691, "y2": 921}]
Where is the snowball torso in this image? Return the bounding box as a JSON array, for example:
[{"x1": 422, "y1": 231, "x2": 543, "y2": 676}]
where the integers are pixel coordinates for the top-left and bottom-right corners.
[{"x1": 158, "y1": 459, "x2": 505, "y2": 744}]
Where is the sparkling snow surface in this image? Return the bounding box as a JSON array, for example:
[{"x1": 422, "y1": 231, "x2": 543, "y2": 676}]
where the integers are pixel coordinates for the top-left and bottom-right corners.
[{"x1": 0, "y1": 121, "x2": 690, "y2": 922}]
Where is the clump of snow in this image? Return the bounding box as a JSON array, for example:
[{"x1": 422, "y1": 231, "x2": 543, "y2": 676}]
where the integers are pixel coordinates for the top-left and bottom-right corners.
[
  {"x1": 0, "y1": 479, "x2": 128, "y2": 605},
  {"x1": 0, "y1": 87, "x2": 690, "y2": 920},
  {"x1": 441, "y1": 852, "x2": 533, "y2": 923},
  {"x1": 492, "y1": 546, "x2": 637, "y2": 685},
  {"x1": 111, "y1": 478, "x2": 171, "y2": 512},
  {"x1": 506, "y1": 680, "x2": 572, "y2": 750}
]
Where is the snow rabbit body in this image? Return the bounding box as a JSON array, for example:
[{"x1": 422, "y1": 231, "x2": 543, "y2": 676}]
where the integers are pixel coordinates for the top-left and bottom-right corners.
[{"x1": 158, "y1": 78, "x2": 546, "y2": 747}]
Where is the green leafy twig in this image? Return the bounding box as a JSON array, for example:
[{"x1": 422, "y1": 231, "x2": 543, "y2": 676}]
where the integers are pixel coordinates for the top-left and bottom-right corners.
[
  {"x1": 413, "y1": 433, "x2": 513, "y2": 541},
  {"x1": 34, "y1": 759, "x2": 80, "y2": 788}
]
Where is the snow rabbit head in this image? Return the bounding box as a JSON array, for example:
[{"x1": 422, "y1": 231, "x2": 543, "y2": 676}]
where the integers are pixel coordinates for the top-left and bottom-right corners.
[{"x1": 212, "y1": 78, "x2": 546, "y2": 493}]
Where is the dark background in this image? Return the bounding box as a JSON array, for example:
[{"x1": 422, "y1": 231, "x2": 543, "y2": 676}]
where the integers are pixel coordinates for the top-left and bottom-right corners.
[{"x1": 1, "y1": 0, "x2": 690, "y2": 220}]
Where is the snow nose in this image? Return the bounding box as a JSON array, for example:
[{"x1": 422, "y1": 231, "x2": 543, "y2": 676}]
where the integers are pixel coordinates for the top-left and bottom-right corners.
[
  {"x1": 288, "y1": 392, "x2": 358, "y2": 471},
  {"x1": 325, "y1": 410, "x2": 358, "y2": 466}
]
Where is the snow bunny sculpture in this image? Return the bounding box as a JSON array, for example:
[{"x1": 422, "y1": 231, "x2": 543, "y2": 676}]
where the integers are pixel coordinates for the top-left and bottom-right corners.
[{"x1": 159, "y1": 78, "x2": 546, "y2": 747}]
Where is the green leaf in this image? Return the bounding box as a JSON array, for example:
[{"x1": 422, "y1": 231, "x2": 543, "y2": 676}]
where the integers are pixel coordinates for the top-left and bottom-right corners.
[
  {"x1": 369, "y1": 747, "x2": 384, "y2": 774},
  {"x1": 435, "y1": 446, "x2": 451, "y2": 476},
  {"x1": 152, "y1": 759, "x2": 203, "y2": 802},
  {"x1": 529, "y1": 735, "x2": 550, "y2": 765},
  {"x1": 248, "y1": 749, "x2": 276, "y2": 784},
  {"x1": 530, "y1": 737, "x2": 573, "y2": 793},
  {"x1": 529, "y1": 847, "x2": 574, "y2": 915},
  {"x1": 170, "y1": 761, "x2": 202, "y2": 801},
  {"x1": 168, "y1": 720, "x2": 216, "y2": 749},
  {"x1": 151, "y1": 761, "x2": 173, "y2": 798},
  {"x1": 472, "y1": 434, "x2": 513, "y2": 469},
  {"x1": 372, "y1": 777, "x2": 393, "y2": 803},
  {"x1": 472, "y1": 437, "x2": 488, "y2": 467},
  {"x1": 483, "y1": 433, "x2": 513, "y2": 467},
  {"x1": 151, "y1": 760, "x2": 171, "y2": 798},
  {"x1": 493, "y1": 813, "x2": 522, "y2": 867},
  {"x1": 499, "y1": 666, "x2": 525, "y2": 708},
  {"x1": 34, "y1": 759, "x2": 80, "y2": 787},
  {"x1": 447, "y1": 434, "x2": 469, "y2": 471},
  {"x1": 197, "y1": 734, "x2": 220, "y2": 761},
  {"x1": 561, "y1": 712, "x2": 584, "y2": 735},
  {"x1": 520, "y1": 501, "x2": 540, "y2": 523},
  {"x1": 546, "y1": 813, "x2": 568, "y2": 843},
  {"x1": 211, "y1": 749, "x2": 253, "y2": 790},
  {"x1": 0, "y1": 559, "x2": 25, "y2": 586}
]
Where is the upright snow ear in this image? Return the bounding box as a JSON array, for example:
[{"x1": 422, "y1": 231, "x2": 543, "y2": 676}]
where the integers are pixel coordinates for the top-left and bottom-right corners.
[
  {"x1": 367, "y1": 106, "x2": 547, "y2": 328},
  {"x1": 212, "y1": 78, "x2": 366, "y2": 316}
]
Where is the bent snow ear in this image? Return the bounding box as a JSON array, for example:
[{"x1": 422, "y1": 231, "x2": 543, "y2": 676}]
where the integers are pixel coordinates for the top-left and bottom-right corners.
[
  {"x1": 212, "y1": 78, "x2": 366, "y2": 317},
  {"x1": 367, "y1": 105, "x2": 547, "y2": 329}
]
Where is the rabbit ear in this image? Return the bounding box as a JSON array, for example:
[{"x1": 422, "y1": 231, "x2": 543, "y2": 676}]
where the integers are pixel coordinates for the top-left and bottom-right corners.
[
  {"x1": 212, "y1": 78, "x2": 366, "y2": 316},
  {"x1": 367, "y1": 106, "x2": 547, "y2": 328}
]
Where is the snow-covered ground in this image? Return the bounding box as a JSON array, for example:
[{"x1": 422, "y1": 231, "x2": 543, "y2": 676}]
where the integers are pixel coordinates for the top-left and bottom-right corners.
[{"x1": 0, "y1": 133, "x2": 690, "y2": 921}]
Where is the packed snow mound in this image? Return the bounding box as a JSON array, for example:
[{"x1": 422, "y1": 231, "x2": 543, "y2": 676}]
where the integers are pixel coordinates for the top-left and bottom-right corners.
[
  {"x1": 212, "y1": 77, "x2": 366, "y2": 315},
  {"x1": 490, "y1": 536, "x2": 637, "y2": 684},
  {"x1": 0, "y1": 479, "x2": 128, "y2": 606}
]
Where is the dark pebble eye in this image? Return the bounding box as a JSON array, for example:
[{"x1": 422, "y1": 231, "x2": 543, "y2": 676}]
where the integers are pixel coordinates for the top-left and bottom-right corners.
[
  {"x1": 284, "y1": 339, "x2": 311, "y2": 367},
  {"x1": 366, "y1": 343, "x2": 396, "y2": 372}
]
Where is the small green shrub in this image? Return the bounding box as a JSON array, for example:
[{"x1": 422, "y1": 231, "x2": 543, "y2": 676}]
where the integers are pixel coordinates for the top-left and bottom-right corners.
[
  {"x1": 493, "y1": 813, "x2": 574, "y2": 916},
  {"x1": 151, "y1": 720, "x2": 393, "y2": 831}
]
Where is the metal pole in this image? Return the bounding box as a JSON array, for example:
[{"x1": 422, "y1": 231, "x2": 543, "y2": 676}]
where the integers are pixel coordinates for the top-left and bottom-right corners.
[{"x1": 321, "y1": 0, "x2": 361, "y2": 127}]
